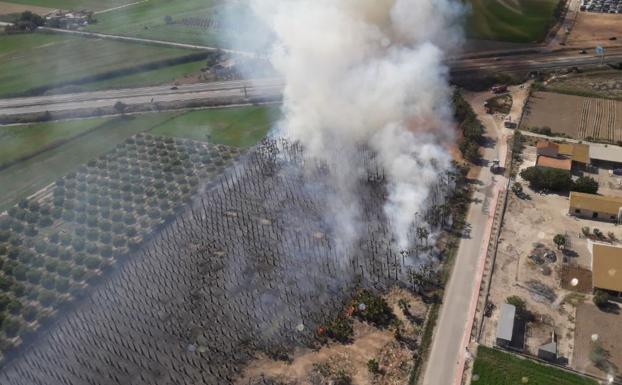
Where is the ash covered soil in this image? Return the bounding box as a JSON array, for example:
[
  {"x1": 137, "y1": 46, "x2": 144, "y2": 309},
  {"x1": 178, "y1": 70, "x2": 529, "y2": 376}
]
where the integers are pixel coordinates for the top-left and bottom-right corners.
[{"x1": 0, "y1": 140, "x2": 424, "y2": 385}]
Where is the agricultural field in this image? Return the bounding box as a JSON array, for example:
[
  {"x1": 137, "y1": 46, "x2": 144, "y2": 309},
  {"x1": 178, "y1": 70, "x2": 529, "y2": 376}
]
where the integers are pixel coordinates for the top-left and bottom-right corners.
[
  {"x1": 86, "y1": 0, "x2": 267, "y2": 48},
  {"x1": 0, "y1": 106, "x2": 277, "y2": 211},
  {"x1": 0, "y1": 133, "x2": 242, "y2": 360},
  {"x1": 521, "y1": 91, "x2": 622, "y2": 143},
  {"x1": 472, "y1": 346, "x2": 598, "y2": 385},
  {"x1": 544, "y1": 71, "x2": 622, "y2": 100},
  {"x1": 0, "y1": 1, "x2": 52, "y2": 16},
  {"x1": 1, "y1": 0, "x2": 132, "y2": 11},
  {"x1": 0, "y1": 32, "x2": 202, "y2": 97},
  {"x1": 466, "y1": 0, "x2": 562, "y2": 43}
]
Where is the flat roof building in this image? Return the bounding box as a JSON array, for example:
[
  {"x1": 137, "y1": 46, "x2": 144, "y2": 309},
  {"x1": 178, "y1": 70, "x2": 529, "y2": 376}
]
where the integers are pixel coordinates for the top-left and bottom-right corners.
[
  {"x1": 591, "y1": 243, "x2": 622, "y2": 294},
  {"x1": 496, "y1": 303, "x2": 516, "y2": 348},
  {"x1": 569, "y1": 192, "x2": 622, "y2": 223}
]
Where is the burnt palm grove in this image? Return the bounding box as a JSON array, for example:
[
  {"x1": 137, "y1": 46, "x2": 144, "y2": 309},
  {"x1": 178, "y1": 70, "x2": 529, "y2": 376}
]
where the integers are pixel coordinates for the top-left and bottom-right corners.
[{"x1": 0, "y1": 139, "x2": 458, "y2": 385}]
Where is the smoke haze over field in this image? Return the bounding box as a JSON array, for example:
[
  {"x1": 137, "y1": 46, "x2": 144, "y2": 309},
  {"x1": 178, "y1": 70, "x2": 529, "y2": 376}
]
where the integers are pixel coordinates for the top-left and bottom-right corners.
[{"x1": 243, "y1": 0, "x2": 464, "y2": 250}]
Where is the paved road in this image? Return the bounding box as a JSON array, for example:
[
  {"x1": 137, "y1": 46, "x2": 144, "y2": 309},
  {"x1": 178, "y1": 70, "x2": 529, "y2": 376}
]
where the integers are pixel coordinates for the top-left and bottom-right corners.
[
  {"x1": 0, "y1": 79, "x2": 283, "y2": 116},
  {"x1": 3, "y1": 45, "x2": 622, "y2": 118},
  {"x1": 421, "y1": 87, "x2": 519, "y2": 385}
]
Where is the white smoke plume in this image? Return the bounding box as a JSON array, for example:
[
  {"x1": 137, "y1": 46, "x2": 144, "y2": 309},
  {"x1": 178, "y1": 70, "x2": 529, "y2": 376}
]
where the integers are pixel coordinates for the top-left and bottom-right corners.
[{"x1": 247, "y1": 0, "x2": 464, "y2": 250}]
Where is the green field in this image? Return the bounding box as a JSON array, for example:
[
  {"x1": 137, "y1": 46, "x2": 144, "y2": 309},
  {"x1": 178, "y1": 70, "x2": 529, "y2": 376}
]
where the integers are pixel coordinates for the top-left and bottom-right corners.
[
  {"x1": 472, "y1": 346, "x2": 598, "y2": 385},
  {"x1": 0, "y1": 106, "x2": 278, "y2": 210},
  {"x1": 87, "y1": 0, "x2": 265, "y2": 48},
  {"x1": 150, "y1": 106, "x2": 277, "y2": 148},
  {"x1": 0, "y1": 118, "x2": 108, "y2": 167},
  {"x1": 0, "y1": 32, "x2": 202, "y2": 97},
  {"x1": 3, "y1": 0, "x2": 133, "y2": 11},
  {"x1": 467, "y1": 0, "x2": 561, "y2": 43}
]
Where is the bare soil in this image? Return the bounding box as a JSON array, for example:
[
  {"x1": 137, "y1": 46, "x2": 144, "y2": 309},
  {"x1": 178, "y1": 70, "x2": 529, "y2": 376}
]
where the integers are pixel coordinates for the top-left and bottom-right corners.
[
  {"x1": 236, "y1": 289, "x2": 426, "y2": 385},
  {"x1": 522, "y1": 91, "x2": 622, "y2": 142},
  {"x1": 572, "y1": 302, "x2": 622, "y2": 377},
  {"x1": 567, "y1": 13, "x2": 622, "y2": 47},
  {"x1": 561, "y1": 265, "x2": 593, "y2": 293},
  {"x1": 0, "y1": 1, "x2": 53, "y2": 16}
]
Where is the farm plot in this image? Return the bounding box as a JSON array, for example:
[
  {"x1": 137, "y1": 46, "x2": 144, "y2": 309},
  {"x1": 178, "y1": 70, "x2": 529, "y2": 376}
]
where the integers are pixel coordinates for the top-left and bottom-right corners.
[
  {"x1": 0, "y1": 139, "x2": 453, "y2": 385},
  {"x1": 2, "y1": 0, "x2": 134, "y2": 11},
  {"x1": 0, "y1": 1, "x2": 52, "y2": 16},
  {"x1": 521, "y1": 92, "x2": 622, "y2": 143},
  {"x1": 0, "y1": 32, "x2": 199, "y2": 97},
  {"x1": 466, "y1": 0, "x2": 561, "y2": 43},
  {"x1": 0, "y1": 134, "x2": 241, "y2": 361},
  {"x1": 472, "y1": 346, "x2": 598, "y2": 385},
  {"x1": 87, "y1": 0, "x2": 267, "y2": 48}
]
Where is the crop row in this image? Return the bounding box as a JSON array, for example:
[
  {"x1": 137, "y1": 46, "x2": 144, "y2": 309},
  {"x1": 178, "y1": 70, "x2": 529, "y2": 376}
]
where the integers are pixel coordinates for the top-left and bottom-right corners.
[{"x1": 0, "y1": 134, "x2": 241, "y2": 359}]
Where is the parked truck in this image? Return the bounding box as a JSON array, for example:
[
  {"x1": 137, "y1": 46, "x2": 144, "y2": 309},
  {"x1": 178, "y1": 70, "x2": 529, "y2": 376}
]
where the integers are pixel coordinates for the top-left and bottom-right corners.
[{"x1": 492, "y1": 85, "x2": 508, "y2": 94}]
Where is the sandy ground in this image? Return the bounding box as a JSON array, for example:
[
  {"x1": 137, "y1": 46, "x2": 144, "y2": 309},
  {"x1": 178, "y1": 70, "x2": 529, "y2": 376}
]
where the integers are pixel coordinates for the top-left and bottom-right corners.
[
  {"x1": 522, "y1": 91, "x2": 622, "y2": 142},
  {"x1": 237, "y1": 288, "x2": 426, "y2": 385},
  {"x1": 480, "y1": 145, "x2": 622, "y2": 365},
  {"x1": 0, "y1": 1, "x2": 53, "y2": 16},
  {"x1": 573, "y1": 302, "x2": 622, "y2": 378},
  {"x1": 567, "y1": 13, "x2": 622, "y2": 47}
]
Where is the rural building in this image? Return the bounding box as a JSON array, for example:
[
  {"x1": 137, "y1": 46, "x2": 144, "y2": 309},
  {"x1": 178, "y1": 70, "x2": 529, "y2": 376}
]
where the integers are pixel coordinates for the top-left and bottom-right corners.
[
  {"x1": 536, "y1": 156, "x2": 572, "y2": 171},
  {"x1": 590, "y1": 243, "x2": 622, "y2": 295},
  {"x1": 535, "y1": 141, "x2": 589, "y2": 170},
  {"x1": 589, "y1": 144, "x2": 622, "y2": 169},
  {"x1": 537, "y1": 335, "x2": 558, "y2": 362},
  {"x1": 496, "y1": 303, "x2": 516, "y2": 348},
  {"x1": 536, "y1": 141, "x2": 560, "y2": 158},
  {"x1": 569, "y1": 192, "x2": 622, "y2": 222},
  {"x1": 558, "y1": 143, "x2": 589, "y2": 168}
]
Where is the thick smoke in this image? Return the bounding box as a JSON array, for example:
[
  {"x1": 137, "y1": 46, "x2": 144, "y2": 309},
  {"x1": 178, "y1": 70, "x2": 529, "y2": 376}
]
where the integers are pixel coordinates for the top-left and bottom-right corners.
[{"x1": 246, "y1": 0, "x2": 464, "y2": 250}]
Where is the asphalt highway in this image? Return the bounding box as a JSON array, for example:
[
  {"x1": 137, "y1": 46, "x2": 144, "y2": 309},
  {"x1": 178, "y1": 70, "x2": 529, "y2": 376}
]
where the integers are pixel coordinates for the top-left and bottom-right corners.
[
  {"x1": 2, "y1": 48, "x2": 621, "y2": 118},
  {"x1": 0, "y1": 79, "x2": 283, "y2": 116}
]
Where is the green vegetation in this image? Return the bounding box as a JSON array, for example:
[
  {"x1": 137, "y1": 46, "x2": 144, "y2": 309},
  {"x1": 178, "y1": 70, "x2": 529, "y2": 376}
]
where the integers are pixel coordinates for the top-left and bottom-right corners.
[
  {"x1": 467, "y1": 0, "x2": 562, "y2": 43},
  {"x1": 4, "y1": 11, "x2": 44, "y2": 33},
  {"x1": 520, "y1": 167, "x2": 600, "y2": 194},
  {"x1": 0, "y1": 32, "x2": 198, "y2": 97},
  {"x1": 0, "y1": 118, "x2": 108, "y2": 168},
  {"x1": 593, "y1": 290, "x2": 610, "y2": 309},
  {"x1": 572, "y1": 176, "x2": 599, "y2": 194},
  {"x1": 520, "y1": 166, "x2": 573, "y2": 192},
  {"x1": 86, "y1": 0, "x2": 263, "y2": 47},
  {"x1": 472, "y1": 346, "x2": 598, "y2": 385},
  {"x1": 79, "y1": 60, "x2": 206, "y2": 91},
  {"x1": 149, "y1": 106, "x2": 278, "y2": 148},
  {"x1": 0, "y1": 106, "x2": 277, "y2": 211},
  {"x1": 454, "y1": 91, "x2": 484, "y2": 162},
  {"x1": 352, "y1": 290, "x2": 394, "y2": 327}
]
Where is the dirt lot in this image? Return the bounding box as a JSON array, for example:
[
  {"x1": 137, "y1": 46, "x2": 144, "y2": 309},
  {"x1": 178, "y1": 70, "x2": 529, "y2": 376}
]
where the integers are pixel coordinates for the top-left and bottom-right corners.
[
  {"x1": 567, "y1": 13, "x2": 622, "y2": 47},
  {"x1": 0, "y1": 1, "x2": 53, "y2": 16},
  {"x1": 573, "y1": 302, "x2": 622, "y2": 378},
  {"x1": 237, "y1": 288, "x2": 427, "y2": 385},
  {"x1": 521, "y1": 91, "x2": 622, "y2": 142},
  {"x1": 480, "y1": 145, "x2": 622, "y2": 364}
]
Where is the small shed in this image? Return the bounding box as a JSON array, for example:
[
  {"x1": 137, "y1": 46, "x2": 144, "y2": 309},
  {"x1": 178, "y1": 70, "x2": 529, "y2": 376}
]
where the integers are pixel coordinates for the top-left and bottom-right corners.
[
  {"x1": 496, "y1": 303, "x2": 516, "y2": 348},
  {"x1": 538, "y1": 335, "x2": 558, "y2": 362}
]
